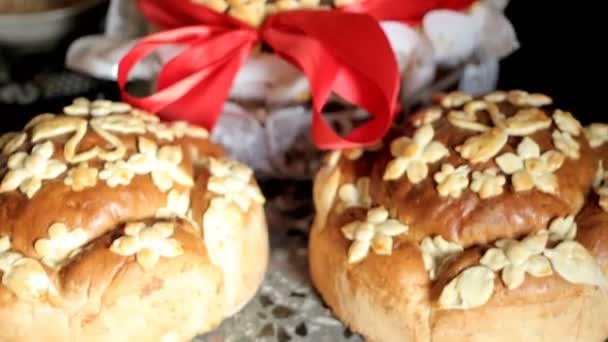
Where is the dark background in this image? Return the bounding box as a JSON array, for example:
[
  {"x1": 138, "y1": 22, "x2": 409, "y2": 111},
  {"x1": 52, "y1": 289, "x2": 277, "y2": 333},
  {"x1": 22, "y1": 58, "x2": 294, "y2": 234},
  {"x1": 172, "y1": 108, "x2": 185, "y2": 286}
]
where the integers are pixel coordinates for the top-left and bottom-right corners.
[
  {"x1": 498, "y1": 0, "x2": 605, "y2": 123},
  {"x1": 0, "y1": 0, "x2": 605, "y2": 131}
]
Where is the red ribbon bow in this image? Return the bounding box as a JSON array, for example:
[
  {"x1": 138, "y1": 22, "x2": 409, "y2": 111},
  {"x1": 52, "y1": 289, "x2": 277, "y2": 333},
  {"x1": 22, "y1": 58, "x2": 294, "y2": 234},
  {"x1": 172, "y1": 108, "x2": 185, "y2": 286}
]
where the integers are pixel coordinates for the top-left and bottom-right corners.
[{"x1": 118, "y1": 0, "x2": 475, "y2": 149}]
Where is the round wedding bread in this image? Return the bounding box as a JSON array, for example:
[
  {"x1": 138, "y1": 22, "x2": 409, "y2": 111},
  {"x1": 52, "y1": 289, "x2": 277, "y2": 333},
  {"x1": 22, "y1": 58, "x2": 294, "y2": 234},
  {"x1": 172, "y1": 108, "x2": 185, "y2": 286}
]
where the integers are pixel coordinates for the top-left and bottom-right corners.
[
  {"x1": 0, "y1": 99, "x2": 268, "y2": 342},
  {"x1": 310, "y1": 90, "x2": 608, "y2": 342}
]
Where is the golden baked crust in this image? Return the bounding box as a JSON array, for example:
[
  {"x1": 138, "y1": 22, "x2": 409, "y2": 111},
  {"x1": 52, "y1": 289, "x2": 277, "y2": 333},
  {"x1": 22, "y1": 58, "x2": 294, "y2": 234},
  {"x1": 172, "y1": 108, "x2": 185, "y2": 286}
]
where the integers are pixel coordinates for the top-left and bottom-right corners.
[
  {"x1": 310, "y1": 90, "x2": 608, "y2": 341},
  {"x1": 0, "y1": 98, "x2": 268, "y2": 342},
  {"x1": 189, "y1": 0, "x2": 363, "y2": 26}
]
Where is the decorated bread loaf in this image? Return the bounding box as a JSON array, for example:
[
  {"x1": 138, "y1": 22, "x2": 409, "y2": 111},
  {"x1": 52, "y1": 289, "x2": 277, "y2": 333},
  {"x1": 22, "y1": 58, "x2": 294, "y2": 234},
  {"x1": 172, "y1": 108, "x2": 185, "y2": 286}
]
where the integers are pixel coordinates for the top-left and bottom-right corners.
[
  {"x1": 0, "y1": 99, "x2": 268, "y2": 342},
  {"x1": 191, "y1": 0, "x2": 357, "y2": 27},
  {"x1": 309, "y1": 90, "x2": 608, "y2": 341}
]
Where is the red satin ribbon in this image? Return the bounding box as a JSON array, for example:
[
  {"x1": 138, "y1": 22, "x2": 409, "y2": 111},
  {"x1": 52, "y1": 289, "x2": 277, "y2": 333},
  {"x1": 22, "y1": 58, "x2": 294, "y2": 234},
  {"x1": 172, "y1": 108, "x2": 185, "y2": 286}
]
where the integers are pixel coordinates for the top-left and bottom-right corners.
[
  {"x1": 118, "y1": 0, "x2": 474, "y2": 149},
  {"x1": 342, "y1": 0, "x2": 477, "y2": 24}
]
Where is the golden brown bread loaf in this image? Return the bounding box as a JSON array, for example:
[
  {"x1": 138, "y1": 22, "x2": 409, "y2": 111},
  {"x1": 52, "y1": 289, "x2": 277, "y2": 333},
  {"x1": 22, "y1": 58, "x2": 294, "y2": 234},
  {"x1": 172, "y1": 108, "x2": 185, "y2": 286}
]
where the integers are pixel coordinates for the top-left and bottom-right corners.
[
  {"x1": 0, "y1": 99, "x2": 268, "y2": 342},
  {"x1": 190, "y1": 0, "x2": 360, "y2": 26},
  {"x1": 309, "y1": 90, "x2": 608, "y2": 342}
]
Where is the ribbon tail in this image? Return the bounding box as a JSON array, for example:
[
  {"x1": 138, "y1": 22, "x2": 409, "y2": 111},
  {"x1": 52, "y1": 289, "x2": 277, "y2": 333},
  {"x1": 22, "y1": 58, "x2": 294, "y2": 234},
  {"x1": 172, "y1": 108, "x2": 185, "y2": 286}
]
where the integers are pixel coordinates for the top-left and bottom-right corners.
[
  {"x1": 340, "y1": 0, "x2": 437, "y2": 24},
  {"x1": 160, "y1": 42, "x2": 254, "y2": 128},
  {"x1": 118, "y1": 28, "x2": 256, "y2": 130},
  {"x1": 341, "y1": 0, "x2": 477, "y2": 24},
  {"x1": 263, "y1": 11, "x2": 400, "y2": 149}
]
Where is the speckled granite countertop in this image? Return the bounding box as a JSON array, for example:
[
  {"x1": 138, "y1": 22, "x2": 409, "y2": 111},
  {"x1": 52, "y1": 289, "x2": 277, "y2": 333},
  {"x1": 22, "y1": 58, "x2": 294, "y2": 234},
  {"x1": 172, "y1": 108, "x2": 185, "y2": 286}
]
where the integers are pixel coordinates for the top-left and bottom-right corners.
[{"x1": 196, "y1": 180, "x2": 362, "y2": 342}]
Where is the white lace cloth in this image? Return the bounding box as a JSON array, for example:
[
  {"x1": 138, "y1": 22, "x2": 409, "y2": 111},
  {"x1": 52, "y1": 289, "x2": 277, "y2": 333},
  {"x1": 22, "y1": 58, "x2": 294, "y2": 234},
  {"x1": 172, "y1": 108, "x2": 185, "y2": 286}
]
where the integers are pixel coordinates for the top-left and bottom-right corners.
[{"x1": 65, "y1": 0, "x2": 518, "y2": 178}]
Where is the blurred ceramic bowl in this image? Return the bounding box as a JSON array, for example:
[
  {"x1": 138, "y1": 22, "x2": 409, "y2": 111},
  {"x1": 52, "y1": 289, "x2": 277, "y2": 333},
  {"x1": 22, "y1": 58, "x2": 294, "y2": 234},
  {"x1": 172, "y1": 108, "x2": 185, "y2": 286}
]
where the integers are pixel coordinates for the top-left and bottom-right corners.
[{"x1": 0, "y1": 0, "x2": 107, "y2": 53}]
